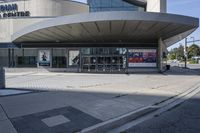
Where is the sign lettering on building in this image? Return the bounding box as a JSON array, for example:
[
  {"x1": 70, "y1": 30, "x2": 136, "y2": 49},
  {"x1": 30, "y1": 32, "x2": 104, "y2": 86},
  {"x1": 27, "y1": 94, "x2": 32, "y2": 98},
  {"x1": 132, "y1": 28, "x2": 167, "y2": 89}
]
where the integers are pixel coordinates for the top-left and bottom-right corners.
[{"x1": 0, "y1": 4, "x2": 30, "y2": 18}]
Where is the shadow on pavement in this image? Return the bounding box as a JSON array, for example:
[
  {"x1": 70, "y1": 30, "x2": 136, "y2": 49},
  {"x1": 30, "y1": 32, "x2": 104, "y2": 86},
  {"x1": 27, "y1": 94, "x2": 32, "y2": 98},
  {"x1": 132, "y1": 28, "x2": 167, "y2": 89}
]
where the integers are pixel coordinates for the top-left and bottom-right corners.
[{"x1": 0, "y1": 88, "x2": 173, "y2": 133}]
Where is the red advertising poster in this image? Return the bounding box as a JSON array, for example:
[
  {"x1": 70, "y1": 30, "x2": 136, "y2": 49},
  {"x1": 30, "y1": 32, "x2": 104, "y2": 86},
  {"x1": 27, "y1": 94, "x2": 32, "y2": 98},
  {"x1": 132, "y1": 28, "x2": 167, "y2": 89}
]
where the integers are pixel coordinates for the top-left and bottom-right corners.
[{"x1": 128, "y1": 49, "x2": 157, "y2": 67}]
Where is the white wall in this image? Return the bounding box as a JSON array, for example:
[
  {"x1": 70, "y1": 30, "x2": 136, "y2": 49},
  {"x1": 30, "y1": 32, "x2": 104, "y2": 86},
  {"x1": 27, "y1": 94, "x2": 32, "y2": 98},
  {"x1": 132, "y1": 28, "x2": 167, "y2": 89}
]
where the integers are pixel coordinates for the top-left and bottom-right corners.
[
  {"x1": 0, "y1": 0, "x2": 89, "y2": 43},
  {"x1": 0, "y1": 18, "x2": 52, "y2": 42},
  {"x1": 0, "y1": 0, "x2": 89, "y2": 17},
  {"x1": 147, "y1": 0, "x2": 166, "y2": 13}
]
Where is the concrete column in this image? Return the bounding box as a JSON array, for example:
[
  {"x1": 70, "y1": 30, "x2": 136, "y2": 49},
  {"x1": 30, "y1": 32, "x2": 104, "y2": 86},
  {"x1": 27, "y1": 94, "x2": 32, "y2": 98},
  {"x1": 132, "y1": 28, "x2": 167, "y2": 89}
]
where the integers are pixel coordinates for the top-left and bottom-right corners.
[
  {"x1": 0, "y1": 68, "x2": 5, "y2": 89},
  {"x1": 158, "y1": 38, "x2": 164, "y2": 72},
  {"x1": 147, "y1": 0, "x2": 167, "y2": 13}
]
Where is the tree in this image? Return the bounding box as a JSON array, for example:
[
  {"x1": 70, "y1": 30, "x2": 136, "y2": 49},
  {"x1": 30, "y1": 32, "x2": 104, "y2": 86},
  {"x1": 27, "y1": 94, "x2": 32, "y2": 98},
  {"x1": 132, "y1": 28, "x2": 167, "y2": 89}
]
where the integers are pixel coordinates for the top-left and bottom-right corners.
[
  {"x1": 168, "y1": 45, "x2": 184, "y2": 61},
  {"x1": 176, "y1": 45, "x2": 184, "y2": 60},
  {"x1": 187, "y1": 44, "x2": 200, "y2": 59}
]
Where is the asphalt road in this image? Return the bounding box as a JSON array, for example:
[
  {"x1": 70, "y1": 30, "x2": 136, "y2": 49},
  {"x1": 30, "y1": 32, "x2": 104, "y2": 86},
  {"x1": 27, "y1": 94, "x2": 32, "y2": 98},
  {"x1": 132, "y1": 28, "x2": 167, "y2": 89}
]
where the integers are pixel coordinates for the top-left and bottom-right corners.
[{"x1": 126, "y1": 92, "x2": 200, "y2": 133}]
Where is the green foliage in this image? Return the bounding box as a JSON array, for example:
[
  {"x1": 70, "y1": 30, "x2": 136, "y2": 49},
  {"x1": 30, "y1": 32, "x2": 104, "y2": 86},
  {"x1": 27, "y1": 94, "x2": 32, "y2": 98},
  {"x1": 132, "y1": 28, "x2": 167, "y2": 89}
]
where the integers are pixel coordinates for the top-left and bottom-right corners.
[
  {"x1": 168, "y1": 45, "x2": 184, "y2": 61},
  {"x1": 168, "y1": 44, "x2": 200, "y2": 61},
  {"x1": 187, "y1": 44, "x2": 200, "y2": 59}
]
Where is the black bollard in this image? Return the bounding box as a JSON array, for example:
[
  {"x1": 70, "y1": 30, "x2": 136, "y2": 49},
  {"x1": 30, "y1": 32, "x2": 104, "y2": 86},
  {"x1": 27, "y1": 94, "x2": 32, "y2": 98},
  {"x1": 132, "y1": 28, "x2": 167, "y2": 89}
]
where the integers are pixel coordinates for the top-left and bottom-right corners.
[{"x1": 0, "y1": 67, "x2": 5, "y2": 89}]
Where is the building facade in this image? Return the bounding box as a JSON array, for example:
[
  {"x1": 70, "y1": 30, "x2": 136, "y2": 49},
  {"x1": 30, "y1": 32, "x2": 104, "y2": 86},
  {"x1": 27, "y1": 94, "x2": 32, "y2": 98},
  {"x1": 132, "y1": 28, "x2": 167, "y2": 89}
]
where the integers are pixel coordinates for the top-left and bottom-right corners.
[{"x1": 0, "y1": 0, "x2": 199, "y2": 73}]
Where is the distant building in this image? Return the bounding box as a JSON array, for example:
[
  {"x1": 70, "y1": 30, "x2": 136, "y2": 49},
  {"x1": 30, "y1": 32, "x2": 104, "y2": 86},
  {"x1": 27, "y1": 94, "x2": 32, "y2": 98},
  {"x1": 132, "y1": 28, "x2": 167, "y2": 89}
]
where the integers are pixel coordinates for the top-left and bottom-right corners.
[
  {"x1": 0, "y1": 0, "x2": 199, "y2": 72},
  {"x1": 192, "y1": 56, "x2": 200, "y2": 63}
]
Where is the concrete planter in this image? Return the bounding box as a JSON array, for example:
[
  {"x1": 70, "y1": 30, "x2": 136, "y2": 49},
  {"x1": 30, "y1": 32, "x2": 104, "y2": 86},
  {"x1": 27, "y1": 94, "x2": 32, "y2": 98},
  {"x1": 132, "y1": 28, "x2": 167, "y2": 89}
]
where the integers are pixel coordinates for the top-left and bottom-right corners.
[{"x1": 0, "y1": 68, "x2": 5, "y2": 89}]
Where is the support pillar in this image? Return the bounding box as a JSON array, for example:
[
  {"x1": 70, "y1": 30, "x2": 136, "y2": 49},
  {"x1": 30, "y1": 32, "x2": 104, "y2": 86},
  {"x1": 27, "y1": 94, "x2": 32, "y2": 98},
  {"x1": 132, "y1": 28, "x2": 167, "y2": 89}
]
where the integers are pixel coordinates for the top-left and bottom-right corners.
[{"x1": 158, "y1": 38, "x2": 164, "y2": 72}]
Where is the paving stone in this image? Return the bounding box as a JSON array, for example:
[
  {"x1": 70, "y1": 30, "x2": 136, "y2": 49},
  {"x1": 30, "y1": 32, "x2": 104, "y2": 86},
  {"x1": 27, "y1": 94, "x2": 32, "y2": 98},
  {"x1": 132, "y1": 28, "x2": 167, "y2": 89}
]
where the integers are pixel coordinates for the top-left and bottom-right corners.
[
  {"x1": 11, "y1": 106, "x2": 102, "y2": 133},
  {"x1": 42, "y1": 115, "x2": 70, "y2": 127}
]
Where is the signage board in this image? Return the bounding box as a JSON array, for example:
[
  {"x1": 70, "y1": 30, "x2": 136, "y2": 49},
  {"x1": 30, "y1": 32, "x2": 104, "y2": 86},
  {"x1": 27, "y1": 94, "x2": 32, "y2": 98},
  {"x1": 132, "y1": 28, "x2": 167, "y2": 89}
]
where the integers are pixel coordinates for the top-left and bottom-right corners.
[
  {"x1": 128, "y1": 49, "x2": 157, "y2": 67},
  {"x1": 0, "y1": 3, "x2": 30, "y2": 18},
  {"x1": 69, "y1": 50, "x2": 80, "y2": 66},
  {"x1": 38, "y1": 50, "x2": 51, "y2": 67}
]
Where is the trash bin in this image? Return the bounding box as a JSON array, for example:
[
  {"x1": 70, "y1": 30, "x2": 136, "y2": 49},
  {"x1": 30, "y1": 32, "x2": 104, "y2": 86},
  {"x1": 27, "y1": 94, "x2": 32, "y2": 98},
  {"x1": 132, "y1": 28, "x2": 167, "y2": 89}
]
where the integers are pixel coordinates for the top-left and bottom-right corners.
[
  {"x1": 166, "y1": 65, "x2": 170, "y2": 70},
  {"x1": 0, "y1": 68, "x2": 5, "y2": 89}
]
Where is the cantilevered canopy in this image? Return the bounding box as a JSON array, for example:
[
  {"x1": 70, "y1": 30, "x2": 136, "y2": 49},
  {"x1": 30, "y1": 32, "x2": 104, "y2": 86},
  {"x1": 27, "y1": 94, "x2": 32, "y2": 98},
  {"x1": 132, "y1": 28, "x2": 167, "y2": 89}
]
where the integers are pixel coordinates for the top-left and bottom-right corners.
[{"x1": 12, "y1": 11, "x2": 199, "y2": 47}]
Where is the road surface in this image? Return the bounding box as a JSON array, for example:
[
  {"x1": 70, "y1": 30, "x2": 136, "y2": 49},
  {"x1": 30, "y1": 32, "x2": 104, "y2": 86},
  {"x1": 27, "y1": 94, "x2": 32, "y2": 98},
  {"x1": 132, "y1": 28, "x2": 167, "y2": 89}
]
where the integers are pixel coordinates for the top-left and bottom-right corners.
[{"x1": 126, "y1": 92, "x2": 200, "y2": 133}]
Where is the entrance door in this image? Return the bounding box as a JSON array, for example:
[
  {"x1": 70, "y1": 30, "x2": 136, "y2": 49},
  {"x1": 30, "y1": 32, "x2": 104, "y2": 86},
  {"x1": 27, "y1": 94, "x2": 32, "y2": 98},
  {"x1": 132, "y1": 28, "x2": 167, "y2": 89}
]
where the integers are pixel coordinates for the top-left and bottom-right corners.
[
  {"x1": 82, "y1": 56, "x2": 96, "y2": 72},
  {"x1": 111, "y1": 56, "x2": 126, "y2": 72},
  {"x1": 96, "y1": 56, "x2": 125, "y2": 73},
  {"x1": 97, "y1": 56, "x2": 104, "y2": 72},
  {"x1": 105, "y1": 56, "x2": 112, "y2": 72},
  {"x1": 81, "y1": 48, "x2": 127, "y2": 73}
]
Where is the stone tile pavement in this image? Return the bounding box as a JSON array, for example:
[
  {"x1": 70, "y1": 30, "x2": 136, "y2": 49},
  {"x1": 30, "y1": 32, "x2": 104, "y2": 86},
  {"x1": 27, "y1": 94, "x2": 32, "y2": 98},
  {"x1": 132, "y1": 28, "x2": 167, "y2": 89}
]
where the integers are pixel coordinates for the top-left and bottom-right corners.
[
  {"x1": 11, "y1": 106, "x2": 102, "y2": 133},
  {"x1": 0, "y1": 67, "x2": 200, "y2": 133}
]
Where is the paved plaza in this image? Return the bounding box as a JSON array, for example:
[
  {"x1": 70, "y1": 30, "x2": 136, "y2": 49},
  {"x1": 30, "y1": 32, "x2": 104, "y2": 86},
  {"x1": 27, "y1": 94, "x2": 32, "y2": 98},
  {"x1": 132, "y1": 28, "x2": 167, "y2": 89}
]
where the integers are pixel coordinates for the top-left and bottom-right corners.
[
  {"x1": 126, "y1": 92, "x2": 200, "y2": 133},
  {"x1": 0, "y1": 67, "x2": 200, "y2": 133}
]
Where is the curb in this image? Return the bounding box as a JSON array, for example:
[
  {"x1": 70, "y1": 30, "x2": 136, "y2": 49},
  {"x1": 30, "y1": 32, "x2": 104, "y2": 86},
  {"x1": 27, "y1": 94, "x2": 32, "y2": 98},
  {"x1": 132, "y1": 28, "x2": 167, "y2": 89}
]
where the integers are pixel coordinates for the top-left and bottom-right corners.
[
  {"x1": 80, "y1": 83, "x2": 200, "y2": 133},
  {"x1": 108, "y1": 83, "x2": 200, "y2": 132},
  {"x1": 80, "y1": 106, "x2": 158, "y2": 133}
]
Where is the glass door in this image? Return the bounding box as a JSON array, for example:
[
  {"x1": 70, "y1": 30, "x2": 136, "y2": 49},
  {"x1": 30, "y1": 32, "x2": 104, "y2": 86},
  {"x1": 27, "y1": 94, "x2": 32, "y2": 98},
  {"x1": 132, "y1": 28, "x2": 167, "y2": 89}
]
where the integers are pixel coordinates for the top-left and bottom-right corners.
[
  {"x1": 81, "y1": 48, "x2": 127, "y2": 73},
  {"x1": 82, "y1": 56, "x2": 96, "y2": 72},
  {"x1": 105, "y1": 56, "x2": 112, "y2": 72},
  {"x1": 111, "y1": 56, "x2": 126, "y2": 72},
  {"x1": 97, "y1": 56, "x2": 104, "y2": 72}
]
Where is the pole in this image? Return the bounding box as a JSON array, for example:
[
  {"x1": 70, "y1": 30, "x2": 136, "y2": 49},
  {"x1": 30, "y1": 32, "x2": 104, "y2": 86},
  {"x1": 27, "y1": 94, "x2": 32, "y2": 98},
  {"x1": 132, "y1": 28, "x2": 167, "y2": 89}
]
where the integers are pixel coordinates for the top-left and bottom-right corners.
[
  {"x1": 184, "y1": 38, "x2": 187, "y2": 68},
  {"x1": 0, "y1": 67, "x2": 5, "y2": 89}
]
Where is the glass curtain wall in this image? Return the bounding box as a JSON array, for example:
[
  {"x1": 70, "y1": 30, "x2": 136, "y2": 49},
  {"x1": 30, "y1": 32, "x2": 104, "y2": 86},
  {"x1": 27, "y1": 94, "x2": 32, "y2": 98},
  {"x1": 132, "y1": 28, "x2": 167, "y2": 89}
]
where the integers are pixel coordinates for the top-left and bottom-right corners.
[
  {"x1": 14, "y1": 48, "x2": 37, "y2": 67},
  {"x1": 81, "y1": 48, "x2": 127, "y2": 72},
  {"x1": 88, "y1": 0, "x2": 144, "y2": 12},
  {"x1": 52, "y1": 48, "x2": 67, "y2": 68},
  {"x1": 0, "y1": 49, "x2": 9, "y2": 67}
]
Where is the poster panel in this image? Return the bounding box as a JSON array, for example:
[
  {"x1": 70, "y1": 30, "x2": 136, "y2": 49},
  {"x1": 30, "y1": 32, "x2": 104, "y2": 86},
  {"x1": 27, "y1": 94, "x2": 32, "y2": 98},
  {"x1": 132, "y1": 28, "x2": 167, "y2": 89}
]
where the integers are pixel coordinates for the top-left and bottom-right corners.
[
  {"x1": 38, "y1": 50, "x2": 51, "y2": 66},
  {"x1": 128, "y1": 49, "x2": 157, "y2": 67},
  {"x1": 69, "y1": 50, "x2": 80, "y2": 66}
]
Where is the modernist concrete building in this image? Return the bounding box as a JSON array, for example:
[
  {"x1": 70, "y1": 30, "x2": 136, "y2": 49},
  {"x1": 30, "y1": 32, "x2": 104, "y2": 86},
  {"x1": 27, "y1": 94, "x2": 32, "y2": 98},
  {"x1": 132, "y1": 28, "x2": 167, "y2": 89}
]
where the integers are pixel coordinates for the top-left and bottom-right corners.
[{"x1": 0, "y1": 0, "x2": 199, "y2": 73}]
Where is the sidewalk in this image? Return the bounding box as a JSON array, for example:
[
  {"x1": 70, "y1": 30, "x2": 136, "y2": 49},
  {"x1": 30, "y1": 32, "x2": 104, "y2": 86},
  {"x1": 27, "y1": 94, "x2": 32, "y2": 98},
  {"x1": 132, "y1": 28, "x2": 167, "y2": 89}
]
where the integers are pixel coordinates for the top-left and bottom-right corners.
[{"x1": 0, "y1": 67, "x2": 200, "y2": 133}]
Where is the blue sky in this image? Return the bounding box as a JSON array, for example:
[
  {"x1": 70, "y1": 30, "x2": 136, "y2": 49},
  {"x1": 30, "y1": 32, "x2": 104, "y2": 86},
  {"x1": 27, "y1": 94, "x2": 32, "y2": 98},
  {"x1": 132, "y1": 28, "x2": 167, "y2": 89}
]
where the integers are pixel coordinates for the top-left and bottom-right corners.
[
  {"x1": 76, "y1": 0, "x2": 200, "y2": 49},
  {"x1": 167, "y1": 0, "x2": 200, "y2": 49}
]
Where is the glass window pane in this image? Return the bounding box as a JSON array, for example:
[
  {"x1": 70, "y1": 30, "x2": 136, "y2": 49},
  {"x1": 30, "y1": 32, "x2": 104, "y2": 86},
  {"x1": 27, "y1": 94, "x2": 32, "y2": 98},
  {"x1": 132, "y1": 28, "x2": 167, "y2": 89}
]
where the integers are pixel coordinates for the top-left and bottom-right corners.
[{"x1": 88, "y1": 0, "x2": 142, "y2": 12}]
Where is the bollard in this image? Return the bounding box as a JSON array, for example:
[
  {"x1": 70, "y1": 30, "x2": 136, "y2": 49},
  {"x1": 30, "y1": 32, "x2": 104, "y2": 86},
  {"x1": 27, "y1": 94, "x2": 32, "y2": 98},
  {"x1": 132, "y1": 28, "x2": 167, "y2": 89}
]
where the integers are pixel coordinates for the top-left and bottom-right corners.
[{"x1": 0, "y1": 67, "x2": 5, "y2": 89}]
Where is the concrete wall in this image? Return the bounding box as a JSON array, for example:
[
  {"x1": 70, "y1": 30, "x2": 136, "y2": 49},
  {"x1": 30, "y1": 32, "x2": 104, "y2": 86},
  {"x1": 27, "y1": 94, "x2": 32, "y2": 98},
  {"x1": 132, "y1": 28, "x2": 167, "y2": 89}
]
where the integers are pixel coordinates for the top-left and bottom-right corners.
[
  {"x1": 147, "y1": 0, "x2": 166, "y2": 13},
  {"x1": 0, "y1": 18, "x2": 49, "y2": 42},
  {"x1": 0, "y1": 0, "x2": 89, "y2": 17}
]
